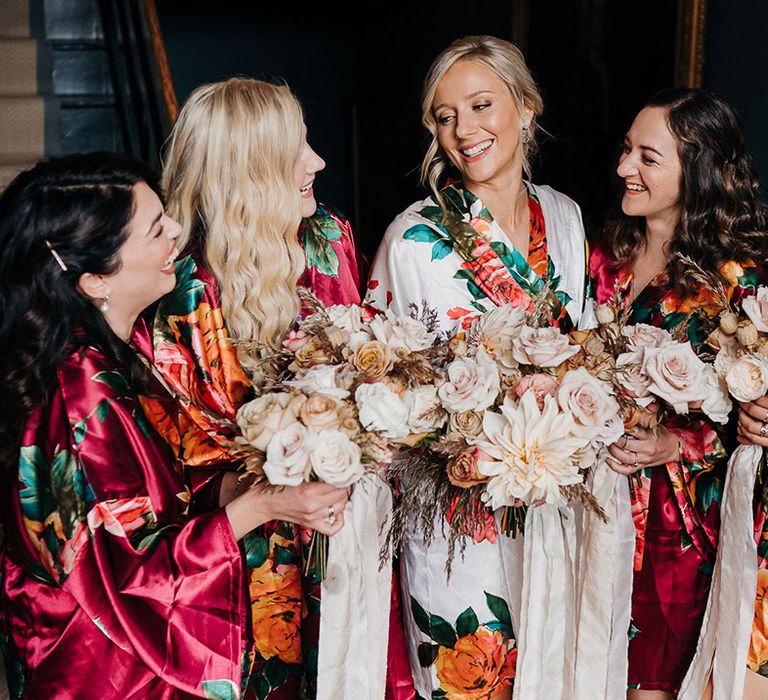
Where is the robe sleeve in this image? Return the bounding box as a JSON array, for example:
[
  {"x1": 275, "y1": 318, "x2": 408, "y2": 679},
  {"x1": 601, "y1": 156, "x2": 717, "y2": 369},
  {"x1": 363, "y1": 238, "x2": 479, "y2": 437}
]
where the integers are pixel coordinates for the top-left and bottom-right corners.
[
  {"x1": 152, "y1": 254, "x2": 252, "y2": 469},
  {"x1": 15, "y1": 349, "x2": 249, "y2": 697},
  {"x1": 663, "y1": 413, "x2": 730, "y2": 559}
]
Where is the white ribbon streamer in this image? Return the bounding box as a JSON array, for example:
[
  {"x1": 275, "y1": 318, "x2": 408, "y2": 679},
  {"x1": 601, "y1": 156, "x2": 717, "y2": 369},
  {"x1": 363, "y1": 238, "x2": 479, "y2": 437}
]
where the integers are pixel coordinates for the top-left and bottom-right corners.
[
  {"x1": 317, "y1": 473, "x2": 393, "y2": 700},
  {"x1": 678, "y1": 444, "x2": 761, "y2": 700},
  {"x1": 512, "y1": 502, "x2": 578, "y2": 699},
  {"x1": 573, "y1": 454, "x2": 635, "y2": 700}
]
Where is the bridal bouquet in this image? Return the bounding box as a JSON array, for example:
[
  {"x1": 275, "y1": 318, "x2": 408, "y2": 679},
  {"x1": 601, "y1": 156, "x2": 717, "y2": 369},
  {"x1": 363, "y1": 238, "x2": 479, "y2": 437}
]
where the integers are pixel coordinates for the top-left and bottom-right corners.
[
  {"x1": 388, "y1": 302, "x2": 625, "y2": 568},
  {"x1": 702, "y1": 286, "x2": 768, "y2": 402},
  {"x1": 234, "y1": 294, "x2": 448, "y2": 577}
]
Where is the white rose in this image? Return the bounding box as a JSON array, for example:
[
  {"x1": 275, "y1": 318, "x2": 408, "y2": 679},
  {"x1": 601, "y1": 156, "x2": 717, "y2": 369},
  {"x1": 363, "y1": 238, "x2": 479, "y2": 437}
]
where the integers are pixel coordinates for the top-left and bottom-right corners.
[
  {"x1": 368, "y1": 313, "x2": 395, "y2": 345},
  {"x1": 725, "y1": 354, "x2": 768, "y2": 402},
  {"x1": 642, "y1": 342, "x2": 709, "y2": 413},
  {"x1": 622, "y1": 323, "x2": 674, "y2": 349},
  {"x1": 355, "y1": 382, "x2": 410, "y2": 439},
  {"x1": 438, "y1": 346, "x2": 500, "y2": 413},
  {"x1": 714, "y1": 345, "x2": 740, "y2": 379},
  {"x1": 742, "y1": 287, "x2": 768, "y2": 333},
  {"x1": 264, "y1": 422, "x2": 312, "y2": 486},
  {"x1": 448, "y1": 410, "x2": 485, "y2": 440},
  {"x1": 404, "y1": 385, "x2": 447, "y2": 433},
  {"x1": 285, "y1": 364, "x2": 350, "y2": 399},
  {"x1": 701, "y1": 365, "x2": 732, "y2": 425},
  {"x1": 615, "y1": 349, "x2": 655, "y2": 407},
  {"x1": 236, "y1": 392, "x2": 304, "y2": 452},
  {"x1": 388, "y1": 314, "x2": 436, "y2": 352},
  {"x1": 309, "y1": 429, "x2": 364, "y2": 487},
  {"x1": 556, "y1": 367, "x2": 623, "y2": 444},
  {"x1": 512, "y1": 326, "x2": 580, "y2": 367},
  {"x1": 326, "y1": 304, "x2": 366, "y2": 333},
  {"x1": 348, "y1": 330, "x2": 374, "y2": 351}
]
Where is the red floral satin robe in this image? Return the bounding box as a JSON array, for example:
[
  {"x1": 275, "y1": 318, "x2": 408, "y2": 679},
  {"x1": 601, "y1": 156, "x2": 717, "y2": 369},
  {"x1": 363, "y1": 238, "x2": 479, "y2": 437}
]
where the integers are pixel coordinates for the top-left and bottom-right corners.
[
  {"x1": 147, "y1": 205, "x2": 413, "y2": 699},
  {"x1": 0, "y1": 344, "x2": 252, "y2": 699},
  {"x1": 590, "y1": 244, "x2": 761, "y2": 692}
]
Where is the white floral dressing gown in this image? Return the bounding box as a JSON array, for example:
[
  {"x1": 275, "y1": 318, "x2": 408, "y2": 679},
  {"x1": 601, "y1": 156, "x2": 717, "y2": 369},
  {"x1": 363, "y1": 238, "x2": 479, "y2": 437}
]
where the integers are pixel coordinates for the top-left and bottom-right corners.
[{"x1": 366, "y1": 181, "x2": 590, "y2": 699}]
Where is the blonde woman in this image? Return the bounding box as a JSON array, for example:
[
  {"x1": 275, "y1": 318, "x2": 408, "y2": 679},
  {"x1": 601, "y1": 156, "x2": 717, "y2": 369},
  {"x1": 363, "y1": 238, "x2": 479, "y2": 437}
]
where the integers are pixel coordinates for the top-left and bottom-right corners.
[
  {"x1": 367, "y1": 36, "x2": 590, "y2": 698},
  {"x1": 145, "y1": 78, "x2": 412, "y2": 699}
]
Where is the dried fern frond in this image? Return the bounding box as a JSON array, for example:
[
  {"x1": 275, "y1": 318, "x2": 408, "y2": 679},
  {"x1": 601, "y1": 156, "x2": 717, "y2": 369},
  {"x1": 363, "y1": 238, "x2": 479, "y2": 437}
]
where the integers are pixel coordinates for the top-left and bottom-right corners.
[
  {"x1": 561, "y1": 483, "x2": 607, "y2": 522},
  {"x1": 389, "y1": 354, "x2": 438, "y2": 389},
  {"x1": 382, "y1": 451, "x2": 504, "y2": 579},
  {"x1": 297, "y1": 286, "x2": 331, "y2": 323},
  {"x1": 674, "y1": 254, "x2": 731, "y2": 312},
  {"x1": 408, "y1": 300, "x2": 441, "y2": 334}
]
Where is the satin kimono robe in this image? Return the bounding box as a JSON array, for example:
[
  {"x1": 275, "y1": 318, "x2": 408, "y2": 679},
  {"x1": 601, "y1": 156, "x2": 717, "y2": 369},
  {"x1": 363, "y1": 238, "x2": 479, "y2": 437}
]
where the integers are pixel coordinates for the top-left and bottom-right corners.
[
  {"x1": 752, "y1": 490, "x2": 768, "y2": 676},
  {"x1": 0, "y1": 343, "x2": 253, "y2": 699},
  {"x1": 590, "y1": 244, "x2": 761, "y2": 692},
  {"x1": 367, "y1": 181, "x2": 589, "y2": 699},
  {"x1": 147, "y1": 205, "x2": 413, "y2": 699}
]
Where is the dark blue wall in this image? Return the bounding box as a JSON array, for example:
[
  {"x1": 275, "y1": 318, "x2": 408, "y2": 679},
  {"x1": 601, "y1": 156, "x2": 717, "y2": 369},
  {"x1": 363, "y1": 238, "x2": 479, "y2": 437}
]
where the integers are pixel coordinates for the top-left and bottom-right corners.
[
  {"x1": 703, "y1": 0, "x2": 768, "y2": 190},
  {"x1": 156, "y1": 1, "x2": 768, "y2": 255}
]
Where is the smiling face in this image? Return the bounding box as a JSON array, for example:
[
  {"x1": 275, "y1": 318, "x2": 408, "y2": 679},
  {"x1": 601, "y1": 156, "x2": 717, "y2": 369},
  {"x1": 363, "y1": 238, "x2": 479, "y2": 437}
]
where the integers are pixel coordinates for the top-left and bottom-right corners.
[
  {"x1": 432, "y1": 59, "x2": 532, "y2": 191},
  {"x1": 102, "y1": 181, "x2": 181, "y2": 319},
  {"x1": 293, "y1": 129, "x2": 326, "y2": 218},
  {"x1": 617, "y1": 106, "x2": 683, "y2": 227}
]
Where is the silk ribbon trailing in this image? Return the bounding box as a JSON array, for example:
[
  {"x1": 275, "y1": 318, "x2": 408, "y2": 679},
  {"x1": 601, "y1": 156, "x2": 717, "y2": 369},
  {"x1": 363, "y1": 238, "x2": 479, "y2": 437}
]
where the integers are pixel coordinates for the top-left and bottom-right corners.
[
  {"x1": 678, "y1": 444, "x2": 761, "y2": 700},
  {"x1": 573, "y1": 453, "x2": 635, "y2": 699},
  {"x1": 511, "y1": 502, "x2": 578, "y2": 699},
  {"x1": 317, "y1": 473, "x2": 393, "y2": 700}
]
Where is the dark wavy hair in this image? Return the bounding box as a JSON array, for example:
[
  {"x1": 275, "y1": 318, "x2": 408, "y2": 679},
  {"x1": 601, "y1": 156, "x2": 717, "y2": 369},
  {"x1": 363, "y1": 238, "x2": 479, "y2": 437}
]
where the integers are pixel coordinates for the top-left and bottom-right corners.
[
  {"x1": 604, "y1": 88, "x2": 768, "y2": 297},
  {"x1": 0, "y1": 153, "x2": 160, "y2": 473}
]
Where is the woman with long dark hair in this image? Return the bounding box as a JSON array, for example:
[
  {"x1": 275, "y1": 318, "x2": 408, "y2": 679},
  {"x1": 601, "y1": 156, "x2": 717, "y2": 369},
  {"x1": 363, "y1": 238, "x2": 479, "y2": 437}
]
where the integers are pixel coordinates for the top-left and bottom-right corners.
[
  {"x1": 0, "y1": 153, "x2": 348, "y2": 698},
  {"x1": 594, "y1": 88, "x2": 768, "y2": 698}
]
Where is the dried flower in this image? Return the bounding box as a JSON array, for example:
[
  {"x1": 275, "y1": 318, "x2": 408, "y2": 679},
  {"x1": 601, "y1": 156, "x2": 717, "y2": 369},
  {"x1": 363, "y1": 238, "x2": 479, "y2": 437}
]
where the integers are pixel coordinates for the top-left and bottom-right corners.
[
  {"x1": 719, "y1": 312, "x2": 740, "y2": 335},
  {"x1": 595, "y1": 303, "x2": 616, "y2": 325},
  {"x1": 351, "y1": 340, "x2": 393, "y2": 380},
  {"x1": 446, "y1": 448, "x2": 488, "y2": 488},
  {"x1": 736, "y1": 322, "x2": 759, "y2": 347}
]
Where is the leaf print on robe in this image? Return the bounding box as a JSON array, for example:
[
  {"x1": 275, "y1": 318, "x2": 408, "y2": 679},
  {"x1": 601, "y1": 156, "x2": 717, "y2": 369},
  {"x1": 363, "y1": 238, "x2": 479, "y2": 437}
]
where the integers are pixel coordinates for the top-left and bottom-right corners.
[
  {"x1": 411, "y1": 594, "x2": 516, "y2": 699},
  {"x1": 18, "y1": 445, "x2": 95, "y2": 584},
  {"x1": 300, "y1": 203, "x2": 343, "y2": 277},
  {"x1": 402, "y1": 183, "x2": 572, "y2": 330}
]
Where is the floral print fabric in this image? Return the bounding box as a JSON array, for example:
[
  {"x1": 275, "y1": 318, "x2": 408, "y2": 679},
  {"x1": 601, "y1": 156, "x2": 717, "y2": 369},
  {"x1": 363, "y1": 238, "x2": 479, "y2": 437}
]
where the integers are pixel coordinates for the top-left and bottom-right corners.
[
  {"x1": 0, "y1": 344, "x2": 250, "y2": 699},
  {"x1": 147, "y1": 204, "x2": 366, "y2": 699}
]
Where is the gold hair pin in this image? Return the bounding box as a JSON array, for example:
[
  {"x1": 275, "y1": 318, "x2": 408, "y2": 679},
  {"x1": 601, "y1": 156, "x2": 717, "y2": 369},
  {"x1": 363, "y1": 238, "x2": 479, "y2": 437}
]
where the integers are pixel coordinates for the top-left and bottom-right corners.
[{"x1": 44, "y1": 239, "x2": 68, "y2": 272}]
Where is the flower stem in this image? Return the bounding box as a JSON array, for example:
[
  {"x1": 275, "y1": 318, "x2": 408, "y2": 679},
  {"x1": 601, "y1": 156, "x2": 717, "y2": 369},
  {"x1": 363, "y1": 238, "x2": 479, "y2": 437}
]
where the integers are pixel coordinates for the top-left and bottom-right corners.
[{"x1": 304, "y1": 530, "x2": 329, "y2": 581}]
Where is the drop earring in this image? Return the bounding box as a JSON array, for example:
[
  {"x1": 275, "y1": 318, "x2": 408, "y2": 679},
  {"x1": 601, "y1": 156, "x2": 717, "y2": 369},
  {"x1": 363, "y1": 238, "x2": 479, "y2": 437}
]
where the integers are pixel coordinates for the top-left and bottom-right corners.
[
  {"x1": 521, "y1": 124, "x2": 531, "y2": 145},
  {"x1": 99, "y1": 296, "x2": 109, "y2": 313}
]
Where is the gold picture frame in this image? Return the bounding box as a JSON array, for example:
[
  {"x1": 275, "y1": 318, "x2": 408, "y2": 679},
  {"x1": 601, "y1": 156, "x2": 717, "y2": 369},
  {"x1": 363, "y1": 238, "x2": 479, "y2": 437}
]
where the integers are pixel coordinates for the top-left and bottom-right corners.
[{"x1": 675, "y1": 0, "x2": 707, "y2": 88}]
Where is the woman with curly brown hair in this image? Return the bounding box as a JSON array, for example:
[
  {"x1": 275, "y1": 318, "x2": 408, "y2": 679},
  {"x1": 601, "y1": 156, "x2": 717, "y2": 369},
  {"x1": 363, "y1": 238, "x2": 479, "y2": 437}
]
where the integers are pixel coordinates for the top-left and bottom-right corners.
[{"x1": 592, "y1": 88, "x2": 768, "y2": 698}]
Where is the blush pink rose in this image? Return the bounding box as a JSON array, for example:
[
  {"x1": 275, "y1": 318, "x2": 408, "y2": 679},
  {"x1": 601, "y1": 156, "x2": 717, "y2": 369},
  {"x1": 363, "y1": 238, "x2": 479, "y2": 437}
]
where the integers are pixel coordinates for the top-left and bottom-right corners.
[{"x1": 513, "y1": 373, "x2": 559, "y2": 411}]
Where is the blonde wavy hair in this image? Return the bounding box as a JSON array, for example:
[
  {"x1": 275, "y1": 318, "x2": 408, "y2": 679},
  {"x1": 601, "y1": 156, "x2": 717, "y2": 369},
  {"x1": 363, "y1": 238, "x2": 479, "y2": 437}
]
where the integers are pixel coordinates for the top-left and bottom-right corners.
[
  {"x1": 420, "y1": 35, "x2": 544, "y2": 209},
  {"x1": 162, "y1": 78, "x2": 306, "y2": 363}
]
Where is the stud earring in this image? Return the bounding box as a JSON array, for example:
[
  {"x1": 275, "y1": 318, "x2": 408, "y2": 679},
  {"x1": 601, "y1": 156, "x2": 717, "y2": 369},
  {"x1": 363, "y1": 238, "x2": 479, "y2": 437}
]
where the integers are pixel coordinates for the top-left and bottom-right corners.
[{"x1": 99, "y1": 296, "x2": 109, "y2": 313}]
